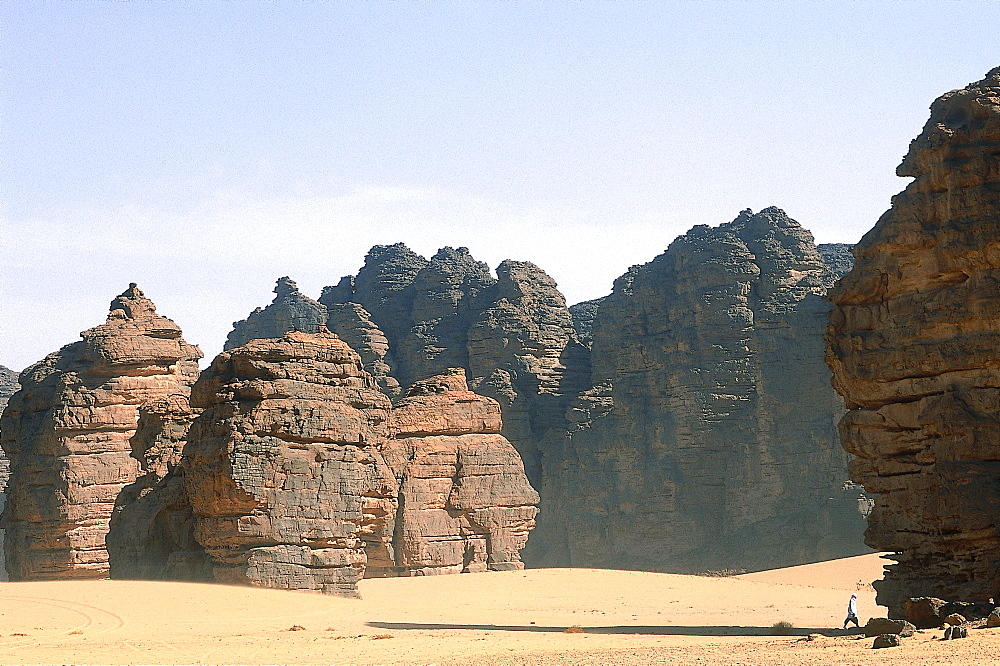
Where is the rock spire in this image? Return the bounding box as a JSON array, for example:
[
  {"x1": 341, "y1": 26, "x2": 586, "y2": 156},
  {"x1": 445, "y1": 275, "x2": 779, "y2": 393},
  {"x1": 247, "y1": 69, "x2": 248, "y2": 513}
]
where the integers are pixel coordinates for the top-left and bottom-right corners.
[
  {"x1": 0, "y1": 285, "x2": 202, "y2": 580},
  {"x1": 827, "y1": 67, "x2": 1000, "y2": 615}
]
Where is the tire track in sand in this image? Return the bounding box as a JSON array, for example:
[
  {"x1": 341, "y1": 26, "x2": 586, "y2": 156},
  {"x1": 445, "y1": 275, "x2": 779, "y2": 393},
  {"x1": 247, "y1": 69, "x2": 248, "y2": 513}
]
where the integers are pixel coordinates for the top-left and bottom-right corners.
[{"x1": 0, "y1": 595, "x2": 125, "y2": 651}]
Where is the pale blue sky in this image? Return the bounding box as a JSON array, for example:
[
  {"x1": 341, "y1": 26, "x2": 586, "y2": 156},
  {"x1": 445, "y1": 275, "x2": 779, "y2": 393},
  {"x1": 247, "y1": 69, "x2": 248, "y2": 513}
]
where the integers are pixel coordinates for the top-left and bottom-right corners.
[{"x1": 2, "y1": 1, "x2": 998, "y2": 370}]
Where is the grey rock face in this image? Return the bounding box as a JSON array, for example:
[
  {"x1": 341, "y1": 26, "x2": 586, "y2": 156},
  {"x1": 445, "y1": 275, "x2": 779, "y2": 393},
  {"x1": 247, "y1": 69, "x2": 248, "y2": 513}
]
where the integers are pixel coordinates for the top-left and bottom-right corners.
[
  {"x1": 0, "y1": 364, "x2": 17, "y2": 582},
  {"x1": 319, "y1": 299, "x2": 401, "y2": 398},
  {"x1": 528, "y1": 208, "x2": 866, "y2": 571},
  {"x1": 568, "y1": 298, "x2": 605, "y2": 348},
  {"x1": 225, "y1": 277, "x2": 328, "y2": 350},
  {"x1": 818, "y1": 243, "x2": 855, "y2": 281}
]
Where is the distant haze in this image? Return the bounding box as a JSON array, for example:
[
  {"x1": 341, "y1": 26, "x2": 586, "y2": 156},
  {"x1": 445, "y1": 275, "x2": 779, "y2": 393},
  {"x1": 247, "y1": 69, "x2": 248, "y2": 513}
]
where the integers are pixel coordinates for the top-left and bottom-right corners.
[{"x1": 3, "y1": 1, "x2": 999, "y2": 371}]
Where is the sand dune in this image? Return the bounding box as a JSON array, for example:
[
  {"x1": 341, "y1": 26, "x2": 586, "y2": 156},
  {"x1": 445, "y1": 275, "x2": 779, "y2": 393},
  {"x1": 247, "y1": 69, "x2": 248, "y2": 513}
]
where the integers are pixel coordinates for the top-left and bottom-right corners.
[{"x1": 1, "y1": 553, "x2": 998, "y2": 665}]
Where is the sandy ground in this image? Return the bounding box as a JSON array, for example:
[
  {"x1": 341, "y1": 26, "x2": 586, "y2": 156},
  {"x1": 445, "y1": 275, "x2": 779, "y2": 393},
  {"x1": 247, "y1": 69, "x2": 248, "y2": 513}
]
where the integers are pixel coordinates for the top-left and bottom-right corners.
[{"x1": 2, "y1": 552, "x2": 1000, "y2": 665}]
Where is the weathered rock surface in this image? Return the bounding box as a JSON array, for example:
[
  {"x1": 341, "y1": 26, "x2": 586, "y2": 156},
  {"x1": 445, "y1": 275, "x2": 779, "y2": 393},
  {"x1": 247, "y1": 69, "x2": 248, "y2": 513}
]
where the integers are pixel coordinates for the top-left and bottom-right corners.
[
  {"x1": 378, "y1": 368, "x2": 539, "y2": 576},
  {"x1": 232, "y1": 245, "x2": 588, "y2": 501},
  {"x1": 872, "y1": 634, "x2": 901, "y2": 649},
  {"x1": 568, "y1": 298, "x2": 605, "y2": 348},
  {"x1": 183, "y1": 330, "x2": 398, "y2": 596},
  {"x1": 106, "y1": 393, "x2": 210, "y2": 581},
  {"x1": 225, "y1": 277, "x2": 328, "y2": 350},
  {"x1": 529, "y1": 208, "x2": 866, "y2": 571},
  {"x1": 817, "y1": 243, "x2": 855, "y2": 281},
  {"x1": 826, "y1": 67, "x2": 1000, "y2": 617},
  {"x1": 864, "y1": 617, "x2": 915, "y2": 637},
  {"x1": 0, "y1": 365, "x2": 16, "y2": 415},
  {"x1": 0, "y1": 285, "x2": 202, "y2": 580},
  {"x1": 0, "y1": 364, "x2": 18, "y2": 582},
  {"x1": 319, "y1": 297, "x2": 401, "y2": 398}
]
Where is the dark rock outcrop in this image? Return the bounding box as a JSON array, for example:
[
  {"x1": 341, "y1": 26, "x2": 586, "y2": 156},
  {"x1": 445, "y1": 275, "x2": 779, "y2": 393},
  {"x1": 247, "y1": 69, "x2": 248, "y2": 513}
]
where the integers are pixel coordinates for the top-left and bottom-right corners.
[
  {"x1": 106, "y1": 394, "x2": 210, "y2": 581},
  {"x1": 0, "y1": 364, "x2": 18, "y2": 581},
  {"x1": 817, "y1": 243, "x2": 855, "y2": 281},
  {"x1": 568, "y1": 298, "x2": 605, "y2": 348},
  {"x1": 826, "y1": 67, "x2": 1000, "y2": 617},
  {"x1": 378, "y1": 368, "x2": 539, "y2": 576},
  {"x1": 0, "y1": 285, "x2": 202, "y2": 580},
  {"x1": 529, "y1": 208, "x2": 865, "y2": 571},
  {"x1": 225, "y1": 277, "x2": 327, "y2": 350}
]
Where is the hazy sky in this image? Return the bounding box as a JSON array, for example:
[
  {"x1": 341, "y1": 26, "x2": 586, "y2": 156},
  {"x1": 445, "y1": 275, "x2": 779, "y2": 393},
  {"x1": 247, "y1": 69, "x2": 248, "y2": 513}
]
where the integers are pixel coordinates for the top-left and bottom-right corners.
[{"x1": 2, "y1": 1, "x2": 998, "y2": 371}]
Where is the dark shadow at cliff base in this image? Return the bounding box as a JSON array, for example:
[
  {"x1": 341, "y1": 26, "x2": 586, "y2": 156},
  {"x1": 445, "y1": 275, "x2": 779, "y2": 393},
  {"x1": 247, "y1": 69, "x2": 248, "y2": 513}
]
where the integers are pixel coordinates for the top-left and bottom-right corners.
[{"x1": 367, "y1": 621, "x2": 849, "y2": 637}]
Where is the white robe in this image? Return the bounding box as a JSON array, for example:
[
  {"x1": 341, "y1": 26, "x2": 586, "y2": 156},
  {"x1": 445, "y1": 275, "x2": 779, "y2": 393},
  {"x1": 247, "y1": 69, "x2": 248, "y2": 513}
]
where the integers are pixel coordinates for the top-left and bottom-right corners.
[{"x1": 847, "y1": 595, "x2": 858, "y2": 618}]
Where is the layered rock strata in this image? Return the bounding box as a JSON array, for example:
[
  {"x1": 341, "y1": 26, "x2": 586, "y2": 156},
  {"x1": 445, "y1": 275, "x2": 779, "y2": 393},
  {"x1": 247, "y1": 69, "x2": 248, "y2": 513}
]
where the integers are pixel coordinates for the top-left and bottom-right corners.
[
  {"x1": 378, "y1": 368, "x2": 539, "y2": 576},
  {"x1": 182, "y1": 330, "x2": 398, "y2": 596},
  {"x1": 230, "y1": 246, "x2": 588, "y2": 498},
  {"x1": 0, "y1": 285, "x2": 202, "y2": 580},
  {"x1": 319, "y1": 297, "x2": 401, "y2": 398},
  {"x1": 568, "y1": 298, "x2": 605, "y2": 348},
  {"x1": 0, "y1": 364, "x2": 18, "y2": 581},
  {"x1": 529, "y1": 208, "x2": 865, "y2": 571},
  {"x1": 106, "y1": 394, "x2": 210, "y2": 581},
  {"x1": 826, "y1": 68, "x2": 1000, "y2": 616}
]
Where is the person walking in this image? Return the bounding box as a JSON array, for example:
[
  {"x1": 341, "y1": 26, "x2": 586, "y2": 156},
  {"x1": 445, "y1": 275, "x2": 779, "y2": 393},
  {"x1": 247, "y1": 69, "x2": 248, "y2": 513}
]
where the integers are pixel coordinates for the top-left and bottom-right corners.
[{"x1": 843, "y1": 593, "x2": 860, "y2": 629}]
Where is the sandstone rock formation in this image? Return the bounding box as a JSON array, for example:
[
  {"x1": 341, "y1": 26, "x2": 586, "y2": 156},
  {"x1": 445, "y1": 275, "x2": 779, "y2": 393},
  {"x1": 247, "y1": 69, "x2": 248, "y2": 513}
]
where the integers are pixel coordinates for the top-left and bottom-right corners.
[
  {"x1": 225, "y1": 277, "x2": 328, "y2": 350},
  {"x1": 0, "y1": 285, "x2": 202, "y2": 580},
  {"x1": 182, "y1": 330, "x2": 398, "y2": 596},
  {"x1": 319, "y1": 296, "x2": 401, "y2": 398},
  {"x1": 230, "y1": 246, "x2": 588, "y2": 498},
  {"x1": 528, "y1": 208, "x2": 866, "y2": 571},
  {"x1": 0, "y1": 364, "x2": 18, "y2": 582},
  {"x1": 378, "y1": 368, "x2": 539, "y2": 576},
  {"x1": 106, "y1": 393, "x2": 210, "y2": 581},
  {"x1": 826, "y1": 67, "x2": 1000, "y2": 616}
]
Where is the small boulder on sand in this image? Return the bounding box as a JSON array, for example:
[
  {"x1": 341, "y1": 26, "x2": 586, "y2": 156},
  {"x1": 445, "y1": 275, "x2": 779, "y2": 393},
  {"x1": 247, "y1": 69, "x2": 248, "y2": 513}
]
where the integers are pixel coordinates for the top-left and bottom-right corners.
[{"x1": 872, "y1": 634, "x2": 901, "y2": 649}]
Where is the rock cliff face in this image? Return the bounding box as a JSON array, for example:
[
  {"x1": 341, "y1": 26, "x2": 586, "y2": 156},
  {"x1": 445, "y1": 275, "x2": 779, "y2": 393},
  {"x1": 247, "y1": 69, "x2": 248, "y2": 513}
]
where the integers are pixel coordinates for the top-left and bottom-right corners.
[
  {"x1": 225, "y1": 277, "x2": 328, "y2": 350},
  {"x1": 0, "y1": 365, "x2": 16, "y2": 413},
  {"x1": 0, "y1": 285, "x2": 202, "y2": 580},
  {"x1": 529, "y1": 208, "x2": 865, "y2": 571},
  {"x1": 379, "y1": 368, "x2": 539, "y2": 576},
  {"x1": 183, "y1": 330, "x2": 397, "y2": 596},
  {"x1": 229, "y1": 246, "x2": 588, "y2": 497},
  {"x1": 826, "y1": 68, "x2": 1000, "y2": 616},
  {"x1": 0, "y1": 364, "x2": 18, "y2": 581},
  {"x1": 818, "y1": 243, "x2": 856, "y2": 281},
  {"x1": 106, "y1": 394, "x2": 209, "y2": 581},
  {"x1": 319, "y1": 298, "x2": 401, "y2": 398},
  {"x1": 568, "y1": 298, "x2": 605, "y2": 348},
  {"x1": 183, "y1": 333, "x2": 538, "y2": 594}
]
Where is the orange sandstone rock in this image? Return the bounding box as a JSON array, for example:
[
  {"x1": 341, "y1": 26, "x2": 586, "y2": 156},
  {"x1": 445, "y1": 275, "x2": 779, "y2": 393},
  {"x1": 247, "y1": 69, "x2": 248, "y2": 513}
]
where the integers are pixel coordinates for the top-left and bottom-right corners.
[
  {"x1": 376, "y1": 369, "x2": 538, "y2": 576},
  {"x1": 827, "y1": 67, "x2": 1000, "y2": 616},
  {"x1": 0, "y1": 285, "x2": 201, "y2": 580}
]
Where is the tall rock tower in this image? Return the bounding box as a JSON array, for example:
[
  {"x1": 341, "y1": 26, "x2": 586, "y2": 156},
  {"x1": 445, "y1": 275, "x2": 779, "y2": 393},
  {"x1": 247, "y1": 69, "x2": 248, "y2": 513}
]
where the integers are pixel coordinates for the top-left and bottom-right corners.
[
  {"x1": 827, "y1": 67, "x2": 1000, "y2": 615},
  {"x1": 0, "y1": 285, "x2": 202, "y2": 580}
]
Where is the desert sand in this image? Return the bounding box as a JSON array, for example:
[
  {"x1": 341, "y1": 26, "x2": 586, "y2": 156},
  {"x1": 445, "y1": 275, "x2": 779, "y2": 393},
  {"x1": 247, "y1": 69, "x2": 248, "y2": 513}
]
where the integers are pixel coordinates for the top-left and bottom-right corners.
[{"x1": 2, "y1": 552, "x2": 998, "y2": 665}]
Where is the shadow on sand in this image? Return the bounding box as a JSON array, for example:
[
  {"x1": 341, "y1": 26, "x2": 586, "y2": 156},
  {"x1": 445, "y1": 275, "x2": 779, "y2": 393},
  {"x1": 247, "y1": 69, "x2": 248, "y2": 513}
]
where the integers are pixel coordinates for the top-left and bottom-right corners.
[{"x1": 367, "y1": 622, "x2": 854, "y2": 638}]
